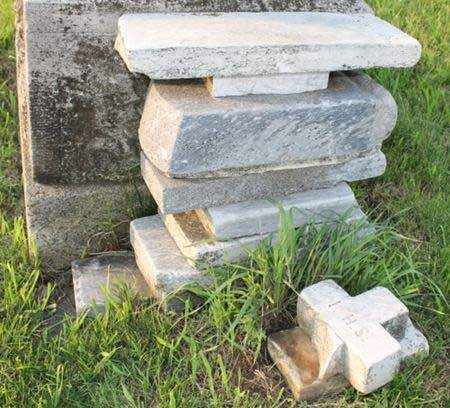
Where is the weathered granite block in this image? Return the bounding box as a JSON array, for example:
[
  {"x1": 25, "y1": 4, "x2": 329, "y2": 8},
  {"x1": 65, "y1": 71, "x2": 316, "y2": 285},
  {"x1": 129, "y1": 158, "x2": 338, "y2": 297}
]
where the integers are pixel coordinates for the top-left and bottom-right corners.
[
  {"x1": 24, "y1": 171, "x2": 152, "y2": 270},
  {"x1": 205, "y1": 72, "x2": 330, "y2": 97},
  {"x1": 197, "y1": 183, "x2": 360, "y2": 240},
  {"x1": 139, "y1": 72, "x2": 396, "y2": 179},
  {"x1": 295, "y1": 280, "x2": 429, "y2": 394},
  {"x1": 130, "y1": 215, "x2": 209, "y2": 309},
  {"x1": 162, "y1": 207, "x2": 365, "y2": 267},
  {"x1": 116, "y1": 12, "x2": 420, "y2": 79},
  {"x1": 16, "y1": 0, "x2": 372, "y2": 269},
  {"x1": 268, "y1": 328, "x2": 350, "y2": 401},
  {"x1": 72, "y1": 251, "x2": 152, "y2": 316},
  {"x1": 141, "y1": 150, "x2": 386, "y2": 214}
]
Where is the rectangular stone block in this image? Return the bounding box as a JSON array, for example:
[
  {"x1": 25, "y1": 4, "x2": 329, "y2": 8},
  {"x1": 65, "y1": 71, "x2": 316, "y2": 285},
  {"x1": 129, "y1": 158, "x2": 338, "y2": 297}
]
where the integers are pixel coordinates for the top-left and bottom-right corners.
[
  {"x1": 204, "y1": 72, "x2": 329, "y2": 97},
  {"x1": 197, "y1": 183, "x2": 361, "y2": 240},
  {"x1": 161, "y1": 211, "x2": 272, "y2": 267},
  {"x1": 139, "y1": 72, "x2": 396, "y2": 179},
  {"x1": 162, "y1": 207, "x2": 366, "y2": 268},
  {"x1": 116, "y1": 12, "x2": 420, "y2": 79},
  {"x1": 141, "y1": 150, "x2": 386, "y2": 214},
  {"x1": 130, "y1": 215, "x2": 209, "y2": 306},
  {"x1": 72, "y1": 252, "x2": 151, "y2": 316},
  {"x1": 19, "y1": 0, "x2": 370, "y2": 185}
]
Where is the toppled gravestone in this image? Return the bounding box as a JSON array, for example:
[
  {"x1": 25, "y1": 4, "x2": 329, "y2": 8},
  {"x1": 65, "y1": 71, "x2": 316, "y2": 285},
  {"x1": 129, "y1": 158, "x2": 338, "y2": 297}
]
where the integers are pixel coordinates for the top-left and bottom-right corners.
[
  {"x1": 16, "y1": 0, "x2": 374, "y2": 270},
  {"x1": 268, "y1": 280, "x2": 429, "y2": 400},
  {"x1": 112, "y1": 11, "x2": 420, "y2": 299}
]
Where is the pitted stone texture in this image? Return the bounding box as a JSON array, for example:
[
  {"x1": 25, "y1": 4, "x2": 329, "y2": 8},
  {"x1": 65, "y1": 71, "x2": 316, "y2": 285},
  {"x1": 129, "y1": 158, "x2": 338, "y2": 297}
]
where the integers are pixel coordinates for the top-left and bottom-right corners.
[
  {"x1": 130, "y1": 215, "x2": 210, "y2": 309},
  {"x1": 139, "y1": 72, "x2": 396, "y2": 179},
  {"x1": 268, "y1": 328, "x2": 350, "y2": 401},
  {"x1": 23, "y1": 174, "x2": 153, "y2": 270},
  {"x1": 296, "y1": 280, "x2": 429, "y2": 394},
  {"x1": 72, "y1": 252, "x2": 151, "y2": 316},
  {"x1": 161, "y1": 211, "x2": 273, "y2": 267},
  {"x1": 197, "y1": 183, "x2": 361, "y2": 240},
  {"x1": 116, "y1": 12, "x2": 420, "y2": 79},
  {"x1": 205, "y1": 72, "x2": 329, "y2": 97},
  {"x1": 141, "y1": 150, "x2": 386, "y2": 214}
]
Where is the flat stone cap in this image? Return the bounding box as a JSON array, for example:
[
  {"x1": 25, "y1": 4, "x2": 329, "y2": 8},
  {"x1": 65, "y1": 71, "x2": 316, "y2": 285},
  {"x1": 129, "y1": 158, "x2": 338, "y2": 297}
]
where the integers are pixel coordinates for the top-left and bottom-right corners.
[{"x1": 115, "y1": 12, "x2": 421, "y2": 79}]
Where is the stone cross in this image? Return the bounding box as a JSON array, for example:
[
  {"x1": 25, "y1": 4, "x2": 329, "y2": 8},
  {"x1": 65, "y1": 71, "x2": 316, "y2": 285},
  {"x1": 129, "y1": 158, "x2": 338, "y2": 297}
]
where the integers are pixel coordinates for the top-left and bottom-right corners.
[{"x1": 268, "y1": 280, "x2": 428, "y2": 400}]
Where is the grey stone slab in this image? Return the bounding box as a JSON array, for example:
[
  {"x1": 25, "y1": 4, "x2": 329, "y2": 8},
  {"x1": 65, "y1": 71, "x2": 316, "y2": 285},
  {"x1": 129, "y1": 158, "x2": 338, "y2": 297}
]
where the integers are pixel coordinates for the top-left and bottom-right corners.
[
  {"x1": 18, "y1": 0, "x2": 372, "y2": 185},
  {"x1": 72, "y1": 251, "x2": 152, "y2": 316},
  {"x1": 139, "y1": 72, "x2": 396, "y2": 179},
  {"x1": 197, "y1": 183, "x2": 361, "y2": 240},
  {"x1": 130, "y1": 215, "x2": 210, "y2": 309},
  {"x1": 141, "y1": 149, "x2": 386, "y2": 214},
  {"x1": 267, "y1": 327, "x2": 350, "y2": 401},
  {"x1": 204, "y1": 72, "x2": 329, "y2": 97},
  {"x1": 116, "y1": 12, "x2": 420, "y2": 79},
  {"x1": 296, "y1": 280, "x2": 429, "y2": 394}
]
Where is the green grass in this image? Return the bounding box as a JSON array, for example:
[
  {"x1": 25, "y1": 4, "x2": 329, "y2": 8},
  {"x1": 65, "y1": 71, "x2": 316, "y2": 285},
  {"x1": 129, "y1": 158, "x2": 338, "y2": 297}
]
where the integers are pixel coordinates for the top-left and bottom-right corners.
[{"x1": 0, "y1": 0, "x2": 449, "y2": 406}]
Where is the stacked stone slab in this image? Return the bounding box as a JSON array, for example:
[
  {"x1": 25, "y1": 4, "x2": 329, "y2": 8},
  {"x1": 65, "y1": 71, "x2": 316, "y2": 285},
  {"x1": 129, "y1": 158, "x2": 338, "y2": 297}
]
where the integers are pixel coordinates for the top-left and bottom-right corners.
[
  {"x1": 114, "y1": 12, "x2": 420, "y2": 304},
  {"x1": 268, "y1": 280, "x2": 429, "y2": 400}
]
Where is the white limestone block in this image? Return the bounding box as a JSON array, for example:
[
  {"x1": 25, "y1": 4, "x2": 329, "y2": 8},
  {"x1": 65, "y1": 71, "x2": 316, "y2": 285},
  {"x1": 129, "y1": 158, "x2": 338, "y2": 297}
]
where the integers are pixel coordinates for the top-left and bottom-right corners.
[
  {"x1": 323, "y1": 309, "x2": 402, "y2": 393},
  {"x1": 295, "y1": 280, "x2": 429, "y2": 394},
  {"x1": 130, "y1": 215, "x2": 209, "y2": 308},
  {"x1": 116, "y1": 12, "x2": 421, "y2": 79},
  {"x1": 205, "y1": 72, "x2": 329, "y2": 97},
  {"x1": 197, "y1": 184, "x2": 363, "y2": 240}
]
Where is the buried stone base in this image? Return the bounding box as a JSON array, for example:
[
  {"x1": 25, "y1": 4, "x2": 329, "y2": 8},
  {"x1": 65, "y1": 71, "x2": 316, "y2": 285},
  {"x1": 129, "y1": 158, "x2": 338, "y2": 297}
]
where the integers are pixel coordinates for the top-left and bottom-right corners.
[{"x1": 72, "y1": 251, "x2": 152, "y2": 316}]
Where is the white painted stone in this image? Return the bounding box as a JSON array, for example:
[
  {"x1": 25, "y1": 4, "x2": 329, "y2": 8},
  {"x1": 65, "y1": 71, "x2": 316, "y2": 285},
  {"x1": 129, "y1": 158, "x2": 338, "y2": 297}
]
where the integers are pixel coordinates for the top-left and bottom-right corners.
[
  {"x1": 130, "y1": 215, "x2": 209, "y2": 309},
  {"x1": 295, "y1": 280, "x2": 429, "y2": 394},
  {"x1": 116, "y1": 12, "x2": 421, "y2": 79},
  {"x1": 205, "y1": 72, "x2": 329, "y2": 97},
  {"x1": 197, "y1": 183, "x2": 360, "y2": 240}
]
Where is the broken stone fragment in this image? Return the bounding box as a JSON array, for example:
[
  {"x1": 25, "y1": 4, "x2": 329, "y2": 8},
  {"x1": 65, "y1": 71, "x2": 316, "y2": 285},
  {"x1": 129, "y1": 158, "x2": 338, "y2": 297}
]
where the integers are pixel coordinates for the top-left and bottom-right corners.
[
  {"x1": 116, "y1": 12, "x2": 420, "y2": 79},
  {"x1": 141, "y1": 150, "x2": 386, "y2": 215},
  {"x1": 267, "y1": 280, "x2": 430, "y2": 399},
  {"x1": 71, "y1": 251, "x2": 151, "y2": 316},
  {"x1": 139, "y1": 72, "x2": 397, "y2": 179}
]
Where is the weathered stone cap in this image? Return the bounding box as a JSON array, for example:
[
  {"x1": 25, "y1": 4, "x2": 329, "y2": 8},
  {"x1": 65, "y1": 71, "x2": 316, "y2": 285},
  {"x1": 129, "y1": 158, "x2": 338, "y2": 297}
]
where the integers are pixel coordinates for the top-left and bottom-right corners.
[{"x1": 115, "y1": 12, "x2": 421, "y2": 79}]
